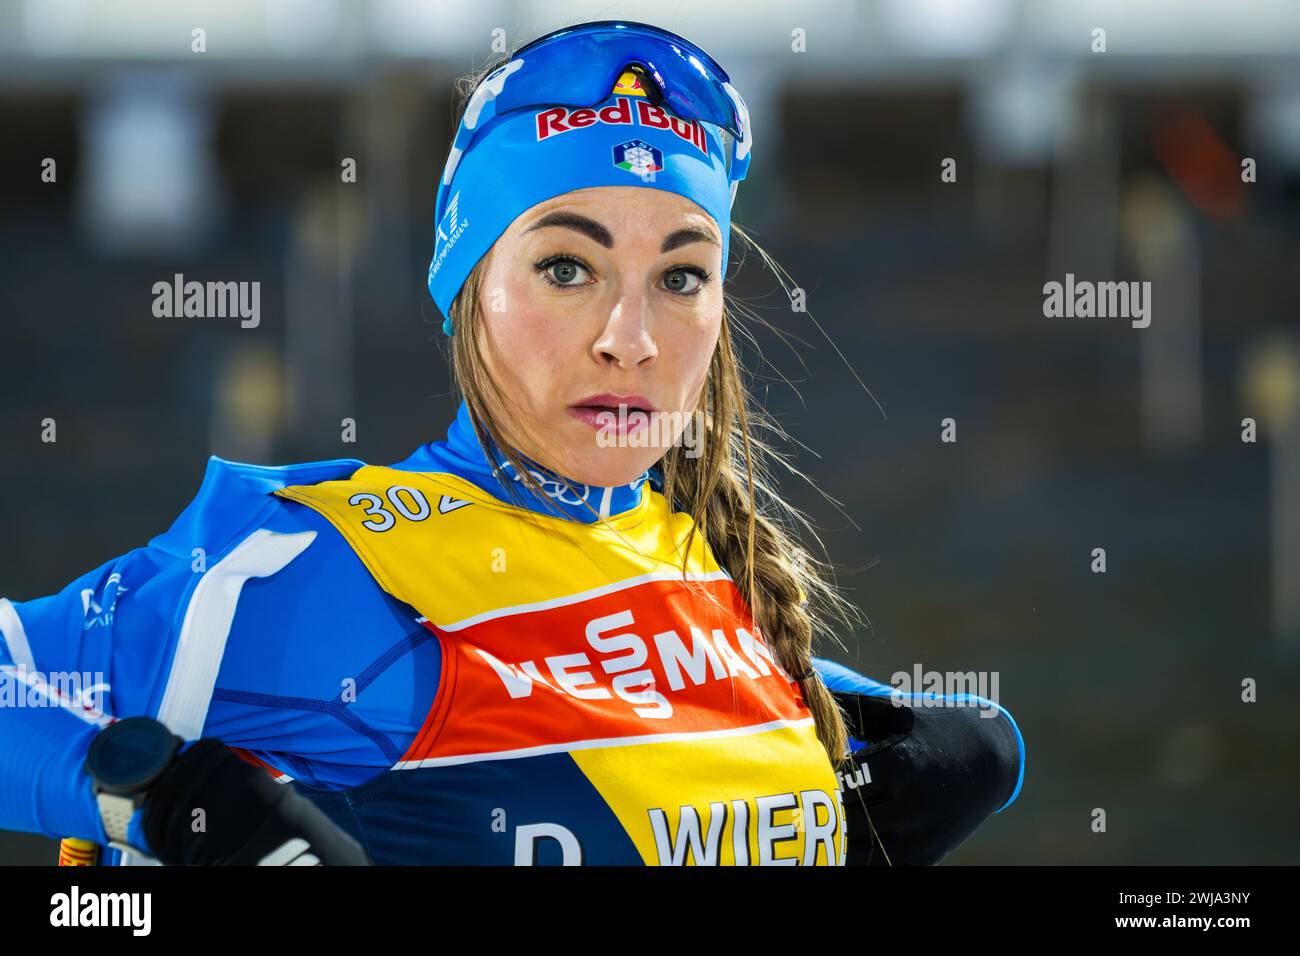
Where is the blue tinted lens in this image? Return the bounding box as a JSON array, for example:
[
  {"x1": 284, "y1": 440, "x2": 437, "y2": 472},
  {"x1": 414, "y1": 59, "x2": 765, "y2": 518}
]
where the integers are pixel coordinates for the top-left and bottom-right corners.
[
  {"x1": 513, "y1": 20, "x2": 729, "y2": 77},
  {"x1": 477, "y1": 21, "x2": 743, "y2": 141}
]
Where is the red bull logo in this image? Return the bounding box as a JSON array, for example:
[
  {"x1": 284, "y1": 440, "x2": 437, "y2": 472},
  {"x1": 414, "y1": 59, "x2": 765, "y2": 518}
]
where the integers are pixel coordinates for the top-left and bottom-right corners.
[
  {"x1": 611, "y1": 68, "x2": 649, "y2": 97},
  {"x1": 535, "y1": 97, "x2": 708, "y2": 156}
]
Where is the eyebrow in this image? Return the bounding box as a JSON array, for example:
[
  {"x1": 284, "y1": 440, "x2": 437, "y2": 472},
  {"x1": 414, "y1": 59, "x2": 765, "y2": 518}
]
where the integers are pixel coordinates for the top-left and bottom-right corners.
[{"x1": 523, "y1": 211, "x2": 720, "y2": 253}]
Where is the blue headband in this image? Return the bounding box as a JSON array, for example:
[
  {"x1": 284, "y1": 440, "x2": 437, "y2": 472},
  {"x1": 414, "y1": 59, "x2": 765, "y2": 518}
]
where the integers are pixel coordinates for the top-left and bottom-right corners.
[{"x1": 428, "y1": 66, "x2": 748, "y2": 334}]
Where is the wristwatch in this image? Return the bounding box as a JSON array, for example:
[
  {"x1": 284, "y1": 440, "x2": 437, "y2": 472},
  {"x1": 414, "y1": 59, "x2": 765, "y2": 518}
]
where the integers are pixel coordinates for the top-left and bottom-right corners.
[{"x1": 84, "y1": 716, "x2": 184, "y2": 854}]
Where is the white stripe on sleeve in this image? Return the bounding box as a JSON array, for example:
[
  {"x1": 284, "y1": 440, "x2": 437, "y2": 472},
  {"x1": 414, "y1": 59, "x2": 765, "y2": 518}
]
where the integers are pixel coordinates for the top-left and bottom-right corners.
[{"x1": 0, "y1": 598, "x2": 36, "y2": 672}]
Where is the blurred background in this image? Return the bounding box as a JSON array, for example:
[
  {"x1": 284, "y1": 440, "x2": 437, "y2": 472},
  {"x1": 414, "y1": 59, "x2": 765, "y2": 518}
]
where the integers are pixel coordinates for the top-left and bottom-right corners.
[{"x1": 1, "y1": 0, "x2": 1298, "y2": 865}]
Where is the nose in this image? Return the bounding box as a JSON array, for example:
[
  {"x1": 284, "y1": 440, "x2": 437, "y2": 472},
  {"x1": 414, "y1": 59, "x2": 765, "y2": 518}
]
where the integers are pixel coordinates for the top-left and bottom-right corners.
[{"x1": 590, "y1": 290, "x2": 658, "y2": 370}]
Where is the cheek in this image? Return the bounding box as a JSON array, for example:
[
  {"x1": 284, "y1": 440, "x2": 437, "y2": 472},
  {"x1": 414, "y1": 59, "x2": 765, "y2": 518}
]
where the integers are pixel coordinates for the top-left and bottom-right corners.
[
  {"x1": 664, "y1": 310, "x2": 722, "y2": 392},
  {"x1": 483, "y1": 271, "x2": 574, "y2": 383}
]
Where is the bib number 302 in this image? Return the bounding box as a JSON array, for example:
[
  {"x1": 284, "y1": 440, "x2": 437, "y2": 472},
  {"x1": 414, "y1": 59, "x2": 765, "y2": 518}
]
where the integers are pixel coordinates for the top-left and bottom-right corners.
[{"x1": 347, "y1": 486, "x2": 432, "y2": 532}]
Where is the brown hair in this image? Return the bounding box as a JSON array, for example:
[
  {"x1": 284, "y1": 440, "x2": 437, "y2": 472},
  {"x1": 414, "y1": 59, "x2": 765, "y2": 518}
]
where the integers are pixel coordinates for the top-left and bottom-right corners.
[{"x1": 440, "y1": 56, "x2": 864, "y2": 769}]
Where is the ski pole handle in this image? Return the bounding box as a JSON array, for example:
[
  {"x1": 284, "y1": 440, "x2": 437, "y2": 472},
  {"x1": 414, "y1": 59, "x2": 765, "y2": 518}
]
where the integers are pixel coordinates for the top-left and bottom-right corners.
[{"x1": 57, "y1": 837, "x2": 101, "y2": 866}]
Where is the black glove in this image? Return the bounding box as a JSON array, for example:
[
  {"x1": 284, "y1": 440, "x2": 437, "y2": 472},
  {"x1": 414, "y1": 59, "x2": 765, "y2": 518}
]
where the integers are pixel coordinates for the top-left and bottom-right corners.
[
  {"x1": 834, "y1": 691, "x2": 1019, "y2": 865},
  {"x1": 140, "y1": 738, "x2": 372, "y2": 866}
]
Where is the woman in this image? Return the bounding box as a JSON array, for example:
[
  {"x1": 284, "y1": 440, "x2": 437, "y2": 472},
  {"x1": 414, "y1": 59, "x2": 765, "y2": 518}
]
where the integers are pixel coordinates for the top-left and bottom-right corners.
[{"x1": 0, "y1": 20, "x2": 1022, "y2": 866}]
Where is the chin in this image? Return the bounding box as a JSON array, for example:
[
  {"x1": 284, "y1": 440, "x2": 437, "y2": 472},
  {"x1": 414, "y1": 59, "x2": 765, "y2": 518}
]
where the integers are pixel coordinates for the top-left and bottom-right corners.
[{"x1": 562, "y1": 447, "x2": 660, "y2": 489}]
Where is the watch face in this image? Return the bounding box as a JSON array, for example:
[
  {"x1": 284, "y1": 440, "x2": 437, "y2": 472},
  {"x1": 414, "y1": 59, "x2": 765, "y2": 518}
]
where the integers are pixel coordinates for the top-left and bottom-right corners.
[{"x1": 88, "y1": 717, "x2": 177, "y2": 792}]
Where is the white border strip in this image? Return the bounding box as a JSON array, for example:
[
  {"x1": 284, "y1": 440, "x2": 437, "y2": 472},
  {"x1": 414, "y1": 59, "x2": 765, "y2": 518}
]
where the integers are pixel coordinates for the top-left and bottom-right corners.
[
  {"x1": 0, "y1": 597, "x2": 36, "y2": 672},
  {"x1": 393, "y1": 715, "x2": 816, "y2": 770},
  {"x1": 438, "y1": 569, "x2": 735, "y2": 632}
]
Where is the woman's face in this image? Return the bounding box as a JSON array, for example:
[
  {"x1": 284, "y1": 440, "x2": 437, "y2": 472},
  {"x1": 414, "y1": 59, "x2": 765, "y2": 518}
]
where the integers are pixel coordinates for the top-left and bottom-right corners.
[{"x1": 476, "y1": 185, "x2": 724, "y2": 488}]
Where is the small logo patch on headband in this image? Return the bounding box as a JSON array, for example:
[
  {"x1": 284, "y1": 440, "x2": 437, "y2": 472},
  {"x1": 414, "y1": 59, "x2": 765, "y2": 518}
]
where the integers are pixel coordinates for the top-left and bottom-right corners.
[{"x1": 613, "y1": 139, "x2": 664, "y2": 176}]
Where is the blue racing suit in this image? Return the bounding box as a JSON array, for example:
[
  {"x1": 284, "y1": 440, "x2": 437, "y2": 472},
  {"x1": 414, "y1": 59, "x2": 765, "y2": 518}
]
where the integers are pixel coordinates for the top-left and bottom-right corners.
[{"x1": 0, "y1": 399, "x2": 1023, "y2": 865}]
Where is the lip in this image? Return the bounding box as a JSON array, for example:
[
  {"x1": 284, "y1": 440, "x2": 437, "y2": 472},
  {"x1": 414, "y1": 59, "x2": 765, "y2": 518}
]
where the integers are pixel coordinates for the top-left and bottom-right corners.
[
  {"x1": 567, "y1": 393, "x2": 657, "y2": 434},
  {"x1": 570, "y1": 393, "x2": 657, "y2": 413}
]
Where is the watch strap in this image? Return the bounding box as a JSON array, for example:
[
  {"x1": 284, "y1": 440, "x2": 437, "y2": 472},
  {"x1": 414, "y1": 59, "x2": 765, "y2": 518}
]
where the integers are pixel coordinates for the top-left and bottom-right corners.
[{"x1": 95, "y1": 791, "x2": 139, "y2": 851}]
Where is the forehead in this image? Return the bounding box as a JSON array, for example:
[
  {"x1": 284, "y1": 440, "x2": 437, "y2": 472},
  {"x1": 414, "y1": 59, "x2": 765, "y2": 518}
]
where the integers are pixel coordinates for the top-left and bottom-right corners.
[{"x1": 513, "y1": 186, "x2": 720, "y2": 238}]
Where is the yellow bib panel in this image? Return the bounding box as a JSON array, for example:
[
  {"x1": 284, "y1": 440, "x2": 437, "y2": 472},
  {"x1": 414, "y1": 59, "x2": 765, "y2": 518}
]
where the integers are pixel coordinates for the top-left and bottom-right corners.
[{"x1": 276, "y1": 467, "x2": 846, "y2": 865}]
